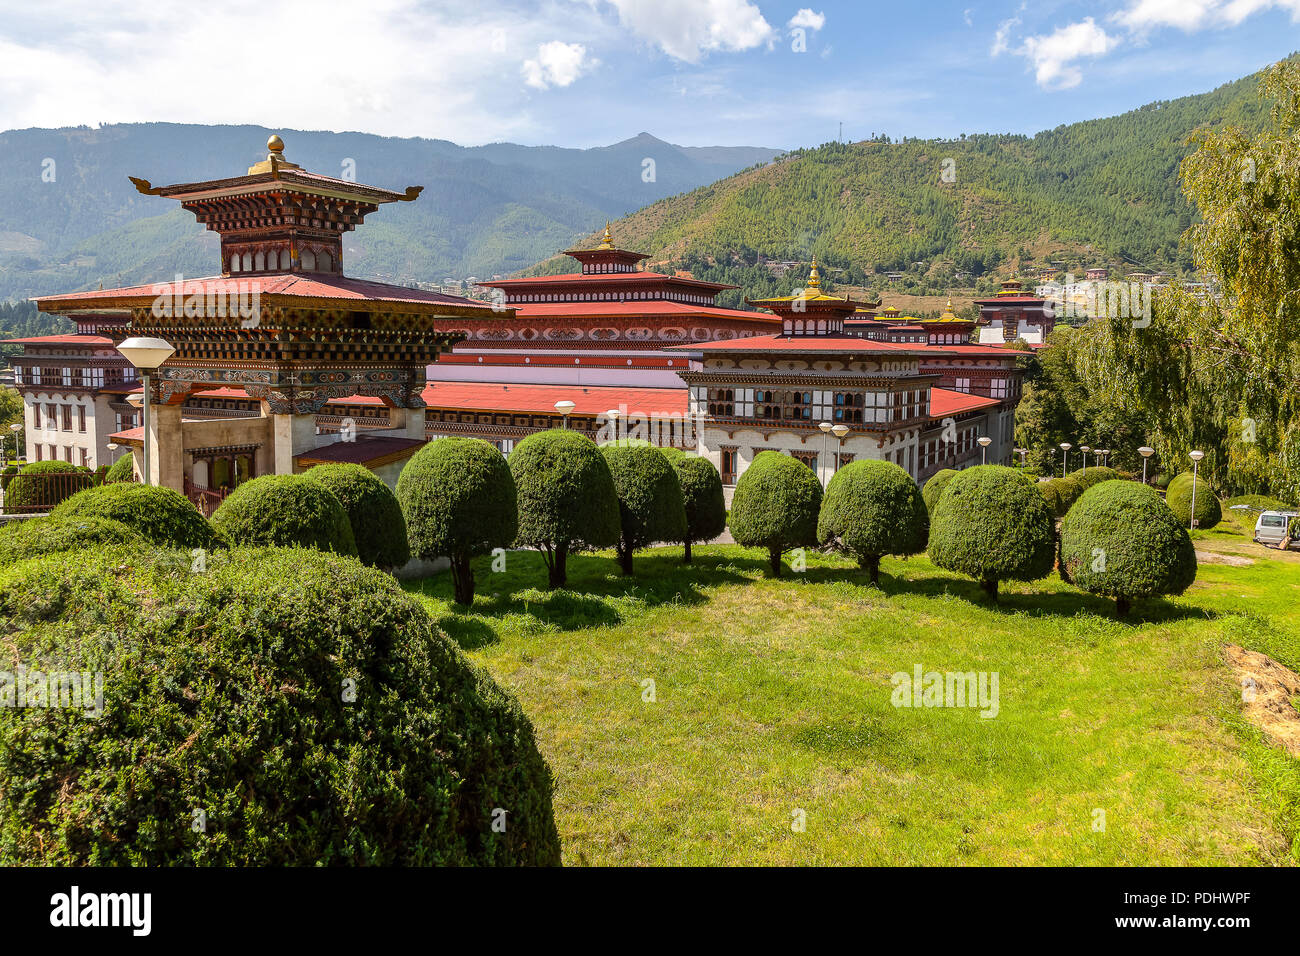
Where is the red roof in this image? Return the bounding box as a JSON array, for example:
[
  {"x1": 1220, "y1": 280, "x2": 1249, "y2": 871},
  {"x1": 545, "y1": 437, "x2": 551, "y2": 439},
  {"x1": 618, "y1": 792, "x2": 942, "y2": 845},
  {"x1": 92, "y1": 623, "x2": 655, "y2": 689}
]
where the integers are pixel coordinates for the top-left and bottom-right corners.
[
  {"x1": 500, "y1": 301, "x2": 776, "y2": 322},
  {"x1": 481, "y1": 271, "x2": 733, "y2": 291},
  {"x1": 415, "y1": 381, "x2": 686, "y2": 416},
  {"x1": 928, "y1": 387, "x2": 1000, "y2": 416},
  {"x1": 669, "y1": 333, "x2": 928, "y2": 354},
  {"x1": 296, "y1": 436, "x2": 426, "y2": 467},
  {"x1": 442, "y1": 351, "x2": 687, "y2": 368},
  {"x1": 2, "y1": 334, "x2": 113, "y2": 345}
]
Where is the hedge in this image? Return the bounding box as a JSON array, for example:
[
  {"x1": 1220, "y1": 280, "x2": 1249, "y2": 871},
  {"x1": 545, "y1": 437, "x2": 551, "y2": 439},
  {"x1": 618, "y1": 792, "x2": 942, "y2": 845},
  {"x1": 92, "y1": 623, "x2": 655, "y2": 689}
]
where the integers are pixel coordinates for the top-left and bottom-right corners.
[
  {"x1": 601, "y1": 443, "x2": 687, "y2": 576},
  {"x1": 105, "y1": 454, "x2": 136, "y2": 483},
  {"x1": 662, "y1": 449, "x2": 727, "y2": 563},
  {"x1": 818, "y1": 459, "x2": 928, "y2": 583},
  {"x1": 0, "y1": 547, "x2": 560, "y2": 865},
  {"x1": 396, "y1": 438, "x2": 517, "y2": 604},
  {"x1": 728, "y1": 451, "x2": 822, "y2": 577},
  {"x1": 210, "y1": 475, "x2": 357, "y2": 556},
  {"x1": 52, "y1": 483, "x2": 220, "y2": 550},
  {"x1": 2, "y1": 461, "x2": 92, "y2": 513},
  {"x1": 1072, "y1": 466, "x2": 1122, "y2": 490},
  {"x1": 303, "y1": 463, "x2": 410, "y2": 570},
  {"x1": 0, "y1": 515, "x2": 147, "y2": 566}
]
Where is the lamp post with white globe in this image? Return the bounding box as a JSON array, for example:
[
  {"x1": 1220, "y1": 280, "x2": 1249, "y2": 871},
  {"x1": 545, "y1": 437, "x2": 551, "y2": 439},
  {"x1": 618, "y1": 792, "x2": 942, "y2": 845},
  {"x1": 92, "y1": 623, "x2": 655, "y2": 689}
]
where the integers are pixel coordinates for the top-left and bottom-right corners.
[
  {"x1": 554, "y1": 400, "x2": 575, "y2": 430},
  {"x1": 1138, "y1": 446, "x2": 1154, "y2": 484},
  {"x1": 1059, "y1": 442, "x2": 1072, "y2": 478},
  {"x1": 831, "y1": 424, "x2": 849, "y2": 474},
  {"x1": 1188, "y1": 450, "x2": 1205, "y2": 530},
  {"x1": 116, "y1": 337, "x2": 175, "y2": 487},
  {"x1": 818, "y1": 421, "x2": 833, "y2": 488}
]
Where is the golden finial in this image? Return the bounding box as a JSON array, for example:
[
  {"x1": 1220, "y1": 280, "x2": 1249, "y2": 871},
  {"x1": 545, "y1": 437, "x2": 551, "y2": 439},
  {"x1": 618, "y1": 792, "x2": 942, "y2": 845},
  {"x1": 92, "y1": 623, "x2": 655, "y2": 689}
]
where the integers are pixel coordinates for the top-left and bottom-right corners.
[
  {"x1": 807, "y1": 256, "x2": 821, "y2": 289},
  {"x1": 248, "y1": 133, "x2": 300, "y2": 175},
  {"x1": 267, "y1": 134, "x2": 285, "y2": 154},
  {"x1": 946, "y1": 296, "x2": 953, "y2": 310},
  {"x1": 599, "y1": 221, "x2": 613, "y2": 248}
]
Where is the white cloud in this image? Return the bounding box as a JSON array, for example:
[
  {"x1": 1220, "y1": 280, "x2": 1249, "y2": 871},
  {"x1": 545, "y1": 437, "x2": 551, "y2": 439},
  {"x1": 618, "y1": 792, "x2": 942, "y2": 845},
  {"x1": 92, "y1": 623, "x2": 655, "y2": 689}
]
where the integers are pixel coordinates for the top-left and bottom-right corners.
[
  {"x1": 522, "y1": 41, "x2": 598, "y2": 90},
  {"x1": 1114, "y1": 0, "x2": 1300, "y2": 32},
  {"x1": 964, "y1": 8, "x2": 974, "y2": 28},
  {"x1": 788, "y1": 9, "x2": 826, "y2": 31},
  {"x1": 1019, "y1": 18, "x2": 1118, "y2": 90},
  {"x1": 991, "y1": 17, "x2": 1020, "y2": 56},
  {"x1": 600, "y1": 0, "x2": 773, "y2": 62}
]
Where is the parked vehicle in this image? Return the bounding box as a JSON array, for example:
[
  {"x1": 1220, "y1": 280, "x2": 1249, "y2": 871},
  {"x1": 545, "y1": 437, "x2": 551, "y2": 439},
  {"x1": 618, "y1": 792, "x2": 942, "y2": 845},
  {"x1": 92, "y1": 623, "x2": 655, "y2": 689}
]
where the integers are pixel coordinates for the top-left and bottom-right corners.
[{"x1": 1252, "y1": 510, "x2": 1299, "y2": 547}]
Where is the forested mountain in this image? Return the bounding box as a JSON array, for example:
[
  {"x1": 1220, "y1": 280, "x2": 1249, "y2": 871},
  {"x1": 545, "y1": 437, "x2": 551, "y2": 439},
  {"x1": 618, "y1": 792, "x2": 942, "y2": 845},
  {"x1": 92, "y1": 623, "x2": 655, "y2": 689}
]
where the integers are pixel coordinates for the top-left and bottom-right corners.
[
  {"x1": 529, "y1": 64, "x2": 1281, "y2": 309},
  {"x1": 0, "y1": 125, "x2": 780, "y2": 301}
]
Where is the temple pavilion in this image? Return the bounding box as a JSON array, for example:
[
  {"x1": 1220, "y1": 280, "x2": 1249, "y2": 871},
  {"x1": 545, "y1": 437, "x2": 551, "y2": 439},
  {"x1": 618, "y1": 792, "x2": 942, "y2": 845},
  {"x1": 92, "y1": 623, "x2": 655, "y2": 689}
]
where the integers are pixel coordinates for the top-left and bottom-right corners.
[{"x1": 32, "y1": 135, "x2": 502, "y2": 494}]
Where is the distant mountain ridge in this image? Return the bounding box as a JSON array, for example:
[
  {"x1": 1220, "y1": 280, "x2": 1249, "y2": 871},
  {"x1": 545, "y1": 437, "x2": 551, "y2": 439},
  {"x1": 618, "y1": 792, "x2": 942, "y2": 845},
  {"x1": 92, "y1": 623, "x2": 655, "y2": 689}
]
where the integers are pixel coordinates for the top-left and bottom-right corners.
[{"x1": 0, "y1": 124, "x2": 781, "y2": 301}]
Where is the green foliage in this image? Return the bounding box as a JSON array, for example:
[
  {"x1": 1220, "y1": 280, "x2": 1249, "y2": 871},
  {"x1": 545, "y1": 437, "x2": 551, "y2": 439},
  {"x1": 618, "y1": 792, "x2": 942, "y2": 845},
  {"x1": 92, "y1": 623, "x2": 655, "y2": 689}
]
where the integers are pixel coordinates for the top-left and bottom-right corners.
[
  {"x1": 0, "y1": 547, "x2": 560, "y2": 865},
  {"x1": 2, "y1": 460, "x2": 92, "y2": 513},
  {"x1": 104, "y1": 453, "x2": 135, "y2": 483},
  {"x1": 1072, "y1": 466, "x2": 1122, "y2": 490},
  {"x1": 302, "y1": 463, "x2": 409, "y2": 570},
  {"x1": 601, "y1": 443, "x2": 687, "y2": 575},
  {"x1": 1166, "y1": 476, "x2": 1222, "y2": 529},
  {"x1": 509, "y1": 429, "x2": 620, "y2": 588},
  {"x1": 52, "y1": 483, "x2": 219, "y2": 549},
  {"x1": 397, "y1": 438, "x2": 517, "y2": 603},
  {"x1": 728, "y1": 451, "x2": 822, "y2": 576},
  {"x1": 661, "y1": 449, "x2": 727, "y2": 561},
  {"x1": 1037, "y1": 476, "x2": 1085, "y2": 517},
  {"x1": 1223, "y1": 494, "x2": 1295, "y2": 512},
  {"x1": 817, "y1": 459, "x2": 928, "y2": 582},
  {"x1": 927, "y1": 465, "x2": 1057, "y2": 596},
  {"x1": 922, "y1": 469, "x2": 957, "y2": 511},
  {"x1": 1289, "y1": 516, "x2": 1300, "y2": 539},
  {"x1": 211, "y1": 475, "x2": 357, "y2": 556},
  {"x1": 1059, "y1": 480, "x2": 1197, "y2": 613},
  {"x1": 0, "y1": 515, "x2": 146, "y2": 566}
]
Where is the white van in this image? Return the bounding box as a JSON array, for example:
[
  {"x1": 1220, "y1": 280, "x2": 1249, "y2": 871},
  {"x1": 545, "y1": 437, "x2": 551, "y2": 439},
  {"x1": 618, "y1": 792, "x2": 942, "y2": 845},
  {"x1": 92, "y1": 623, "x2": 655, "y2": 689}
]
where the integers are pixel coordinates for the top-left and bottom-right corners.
[{"x1": 1253, "y1": 510, "x2": 1298, "y2": 547}]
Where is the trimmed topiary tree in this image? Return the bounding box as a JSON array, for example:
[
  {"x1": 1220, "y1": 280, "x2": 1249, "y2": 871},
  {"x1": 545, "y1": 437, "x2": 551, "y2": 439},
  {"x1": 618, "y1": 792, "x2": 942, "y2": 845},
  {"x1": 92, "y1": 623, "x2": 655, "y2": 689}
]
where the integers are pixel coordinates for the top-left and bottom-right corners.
[
  {"x1": 818, "y1": 459, "x2": 928, "y2": 583},
  {"x1": 2, "y1": 460, "x2": 92, "y2": 513},
  {"x1": 928, "y1": 464, "x2": 1057, "y2": 599},
  {"x1": 211, "y1": 474, "x2": 357, "y2": 556},
  {"x1": 510, "y1": 429, "x2": 620, "y2": 589},
  {"x1": 396, "y1": 438, "x2": 517, "y2": 605},
  {"x1": 1072, "y1": 466, "x2": 1122, "y2": 490},
  {"x1": 0, "y1": 515, "x2": 147, "y2": 566},
  {"x1": 662, "y1": 449, "x2": 727, "y2": 563},
  {"x1": 1166, "y1": 475, "x2": 1221, "y2": 530},
  {"x1": 601, "y1": 443, "x2": 687, "y2": 576},
  {"x1": 104, "y1": 454, "x2": 136, "y2": 483},
  {"x1": 0, "y1": 547, "x2": 561, "y2": 865},
  {"x1": 303, "y1": 463, "x2": 410, "y2": 570},
  {"x1": 1059, "y1": 480, "x2": 1197, "y2": 615},
  {"x1": 728, "y1": 451, "x2": 822, "y2": 577},
  {"x1": 922, "y1": 469, "x2": 957, "y2": 512},
  {"x1": 1038, "y1": 475, "x2": 1084, "y2": 518},
  {"x1": 52, "y1": 483, "x2": 220, "y2": 550}
]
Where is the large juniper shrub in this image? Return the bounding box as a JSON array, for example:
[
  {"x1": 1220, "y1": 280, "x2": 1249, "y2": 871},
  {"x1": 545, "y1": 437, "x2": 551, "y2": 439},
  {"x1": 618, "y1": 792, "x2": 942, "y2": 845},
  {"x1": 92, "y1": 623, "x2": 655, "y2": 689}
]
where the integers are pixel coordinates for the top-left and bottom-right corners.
[
  {"x1": 1165, "y1": 475, "x2": 1222, "y2": 530},
  {"x1": 601, "y1": 442, "x2": 687, "y2": 575},
  {"x1": 0, "y1": 515, "x2": 146, "y2": 566},
  {"x1": 210, "y1": 474, "x2": 357, "y2": 556},
  {"x1": 52, "y1": 483, "x2": 220, "y2": 550},
  {"x1": 818, "y1": 459, "x2": 928, "y2": 583},
  {"x1": 303, "y1": 463, "x2": 410, "y2": 570},
  {"x1": 662, "y1": 449, "x2": 727, "y2": 563},
  {"x1": 728, "y1": 451, "x2": 822, "y2": 577}
]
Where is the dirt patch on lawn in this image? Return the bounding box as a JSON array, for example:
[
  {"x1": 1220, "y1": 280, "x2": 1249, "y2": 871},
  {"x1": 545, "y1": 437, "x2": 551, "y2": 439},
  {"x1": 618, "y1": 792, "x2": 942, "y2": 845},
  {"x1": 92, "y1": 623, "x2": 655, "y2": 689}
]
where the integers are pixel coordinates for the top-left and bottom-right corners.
[
  {"x1": 1196, "y1": 550, "x2": 1255, "y2": 567},
  {"x1": 1225, "y1": 645, "x2": 1300, "y2": 757}
]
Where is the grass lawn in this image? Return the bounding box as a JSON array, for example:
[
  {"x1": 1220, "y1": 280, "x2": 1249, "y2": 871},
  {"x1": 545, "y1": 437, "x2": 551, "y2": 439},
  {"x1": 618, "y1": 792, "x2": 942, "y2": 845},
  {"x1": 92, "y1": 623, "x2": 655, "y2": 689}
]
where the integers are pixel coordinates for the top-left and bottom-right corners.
[{"x1": 404, "y1": 537, "x2": 1300, "y2": 866}]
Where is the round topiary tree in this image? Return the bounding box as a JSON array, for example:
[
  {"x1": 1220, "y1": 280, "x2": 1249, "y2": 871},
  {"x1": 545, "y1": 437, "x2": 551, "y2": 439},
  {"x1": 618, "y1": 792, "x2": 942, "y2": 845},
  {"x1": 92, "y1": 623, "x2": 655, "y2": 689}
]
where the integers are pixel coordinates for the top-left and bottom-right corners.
[
  {"x1": 818, "y1": 459, "x2": 928, "y2": 583},
  {"x1": 601, "y1": 443, "x2": 687, "y2": 576},
  {"x1": 211, "y1": 474, "x2": 357, "y2": 556},
  {"x1": 728, "y1": 451, "x2": 822, "y2": 577},
  {"x1": 396, "y1": 438, "x2": 517, "y2": 605},
  {"x1": 1072, "y1": 466, "x2": 1122, "y2": 490},
  {"x1": 510, "y1": 429, "x2": 620, "y2": 589},
  {"x1": 303, "y1": 463, "x2": 410, "y2": 570},
  {"x1": 1054, "y1": 475, "x2": 1085, "y2": 516},
  {"x1": 0, "y1": 547, "x2": 561, "y2": 865},
  {"x1": 1037, "y1": 478, "x2": 1064, "y2": 517},
  {"x1": 1165, "y1": 475, "x2": 1221, "y2": 530},
  {"x1": 922, "y1": 469, "x2": 958, "y2": 512},
  {"x1": 52, "y1": 483, "x2": 221, "y2": 550},
  {"x1": 2, "y1": 461, "x2": 92, "y2": 513},
  {"x1": 662, "y1": 449, "x2": 726, "y2": 563},
  {"x1": 0, "y1": 515, "x2": 147, "y2": 566},
  {"x1": 927, "y1": 464, "x2": 1057, "y2": 599},
  {"x1": 1059, "y1": 480, "x2": 1197, "y2": 615},
  {"x1": 104, "y1": 453, "x2": 136, "y2": 483},
  {"x1": 1166, "y1": 472, "x2": 1194, "y2": 496}
]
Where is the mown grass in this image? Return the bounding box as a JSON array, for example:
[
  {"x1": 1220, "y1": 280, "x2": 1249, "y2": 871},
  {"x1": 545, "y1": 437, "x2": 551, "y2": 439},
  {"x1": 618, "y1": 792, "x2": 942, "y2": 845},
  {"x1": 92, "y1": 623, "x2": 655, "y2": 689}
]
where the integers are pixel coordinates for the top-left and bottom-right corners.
[{"x1": 404, "y1": 540, "x2": 1300, "y2": 866}]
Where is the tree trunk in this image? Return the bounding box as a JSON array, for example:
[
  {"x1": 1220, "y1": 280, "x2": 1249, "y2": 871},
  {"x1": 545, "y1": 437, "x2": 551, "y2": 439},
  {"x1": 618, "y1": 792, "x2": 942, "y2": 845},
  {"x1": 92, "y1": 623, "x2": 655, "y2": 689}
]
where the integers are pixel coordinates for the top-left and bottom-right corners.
[
  {"x1": 863, "y1": 554, "x2": 881, "y2": 584},
  {"x1": 618, "y1": 539, "x2": 634, "y2": 576},
  {"x1": 980, "y1": 578, "x2": 999, "y2": 601},
  {"x1": 769, "y1": 546, "x2": 783, "y2": 577},
  {"x1": 450, "y1": 553, "x2": 475, "y2": 606},
  {"x1": 683, "y1": 539, "x2": 693, "y2": 564},
  {"x1": 547, "y1": 542, "x2": 568, "y2": 590},
  {"x1": 1116, "y1": 596, "x2": 1132, "y2": 617}
]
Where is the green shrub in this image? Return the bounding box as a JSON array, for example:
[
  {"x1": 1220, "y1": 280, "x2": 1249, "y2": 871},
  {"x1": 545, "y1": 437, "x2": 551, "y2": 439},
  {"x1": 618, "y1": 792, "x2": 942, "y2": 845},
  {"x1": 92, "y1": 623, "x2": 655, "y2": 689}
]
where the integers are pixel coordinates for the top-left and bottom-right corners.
[
  {"x1": 303, "y1": 463, "x2": 410, "y2": 570},
  {"x1": 1165, "y1": 476, "x2": 1221, "y2": 530},
  {"x1": 1059, "y1": 481, "x2": 1197, "y2": 615},
  {"x1": 1037, "y1": 479, "x2": 1064, "y2": 517},
  {"x1": 922, "y1": 469, "x2": 957, "y2": 512},
  {"x1": 1057, "y1": 476, "x2": 1085, "y2": 514},
  {"x1": 601, "y1": 443, "x2": 687, "y2": 576},
  {"x1": 0, "y1": 465, "x2": 16, "y2": 495},
  {"x1": 104, "y1": 454, "x2": 135, "y2": 483},
  {"x1": 1166, "y1": 472, "x2": 1194, "y2": 496},
  {"x1": 818, "y1": 459, "x2": 928, "y2": 583},
  {"x1": 1072, "y1": 466, "x2": 1121, "y2": 490},
  {"x1": 211, "y1": 475, "x2": 357, "y2": 556},
  {"x1": 1289, "y1": 516, "x2": 1300, "y2": 540},
  {"x1": 396, "y1": 438, "x2": 517, "y2": 604},
  {"x1": 52, "y1": 483, "x2": 220, "y2": 550},
  {"x1": 728, "y1": 451, "x2": 822, "y2": 577},
  {"x1": 927, "y1": 465, "x2": 1057, "y2": 599},
  {"x1": 0, "y1": 515, "x2": 147, "y2": 566},
  {"x1": 1223, "y1": 494, "x2": 1296, "y2": 513},
  {"x1": 0, "y1": 547, "x2": 560, "y2": 865},
  {"x1": 1154, "y1": 473, "x2": 1172, "y2": 490},
  {"x1": 510, "y1": 429, "x2": 620, "y2": 588},
  {"x1": 2, "y1": 461, "x2": 92, "y2": 513},
  {"x1": 662, "y1": 449, "x2": 727, "y2": 563}
]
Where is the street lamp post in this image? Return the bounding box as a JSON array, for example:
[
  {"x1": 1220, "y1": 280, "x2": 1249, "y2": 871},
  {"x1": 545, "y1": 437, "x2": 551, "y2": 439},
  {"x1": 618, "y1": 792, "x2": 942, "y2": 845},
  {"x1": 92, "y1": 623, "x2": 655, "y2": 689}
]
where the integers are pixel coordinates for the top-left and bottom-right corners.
[
  {"x1": 554, "y1": 400, "x2": 575, "y2": 430},
  {"x1": 1080, "y1": 445, "x2": 1090, "y2": 470},
  {"x1": 606, "y1": 408, "x2": 621, "y2": 445},
  {"x1": 6, "y1": 421, "x2": 19, "y2": 466},
  {"x1": 1059, "y1": 442, "x2": 1072, "y2": 478},
  {"x1": 831, "y1": 424, "x2": 849, "y2": 474},
  {"x1": 116, "y1": 337, "x2": 175, "y2": 487},
  {"x1": 1014, "y1": 447, "x2": 1028, "y2": 470},
  {"x1": 1188, "y1": 450, "x2": 1205, "y2": 530},
  {"x1": 1138, "y1": 446, "x2": 1154, "y2": 484},
  {"x1": 977, "y1": 435, "x2": 992, "y2": 465},
  {"x1": 818, "y1": 421, "x2": 833, "y2": 488}
]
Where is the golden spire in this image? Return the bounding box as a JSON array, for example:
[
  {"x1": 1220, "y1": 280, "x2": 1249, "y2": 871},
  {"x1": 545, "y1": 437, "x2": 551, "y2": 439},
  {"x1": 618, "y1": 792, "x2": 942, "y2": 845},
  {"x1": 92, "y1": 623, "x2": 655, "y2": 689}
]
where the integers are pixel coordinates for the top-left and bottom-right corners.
[
  {"x1": 599, "y1": 221, "x2": 613, "y2": 249},
  {"x1": 248, "y1": 133, "x2": 301, "y2": 175},
  {"x1": 807, "y1": 256, "x2": 821, "y2": 289}
]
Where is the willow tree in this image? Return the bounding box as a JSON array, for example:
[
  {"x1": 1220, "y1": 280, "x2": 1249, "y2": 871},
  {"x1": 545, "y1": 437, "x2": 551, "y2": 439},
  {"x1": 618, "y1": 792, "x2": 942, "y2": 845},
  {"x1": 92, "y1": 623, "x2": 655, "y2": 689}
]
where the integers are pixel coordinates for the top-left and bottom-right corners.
[{"x1": 1069, "y1": 60, "x2": 1300, "y2": 500}]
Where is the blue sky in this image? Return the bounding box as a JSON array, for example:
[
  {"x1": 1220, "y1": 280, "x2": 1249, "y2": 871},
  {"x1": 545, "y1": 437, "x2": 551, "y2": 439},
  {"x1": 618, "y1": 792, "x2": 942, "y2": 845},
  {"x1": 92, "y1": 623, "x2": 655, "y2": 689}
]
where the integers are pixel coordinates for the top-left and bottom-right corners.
[{"x1": 0, "y1": 0, "x2": 1296, "y2": 148}]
